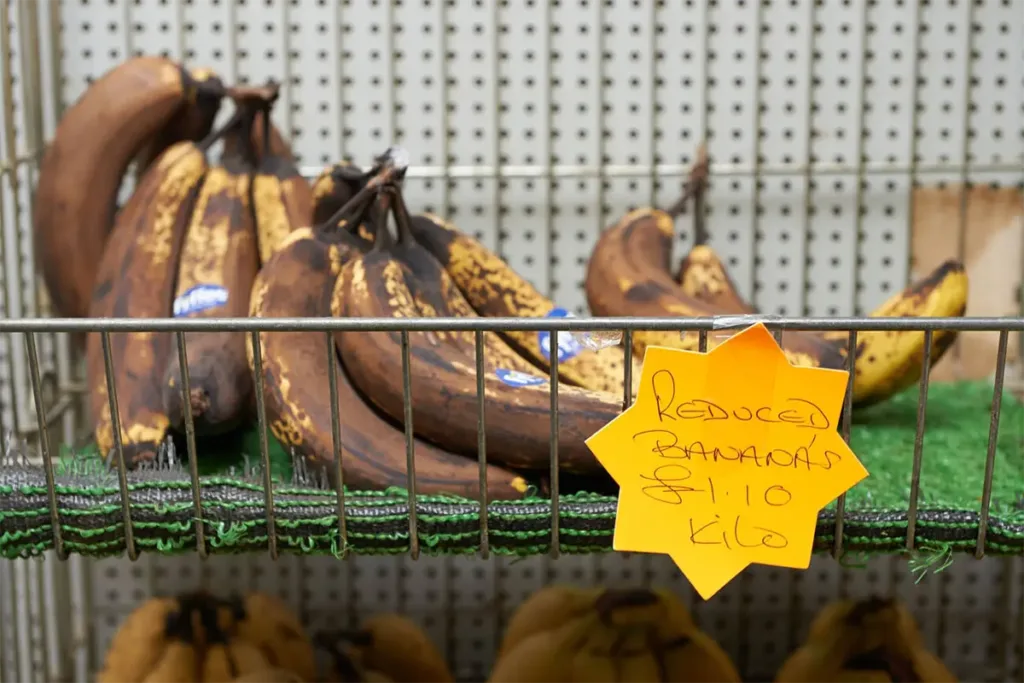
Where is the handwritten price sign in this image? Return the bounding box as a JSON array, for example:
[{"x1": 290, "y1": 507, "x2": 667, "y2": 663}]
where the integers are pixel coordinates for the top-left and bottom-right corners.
[{"x1": 586, "y1": 323, "x2": 868, "y2": 600}]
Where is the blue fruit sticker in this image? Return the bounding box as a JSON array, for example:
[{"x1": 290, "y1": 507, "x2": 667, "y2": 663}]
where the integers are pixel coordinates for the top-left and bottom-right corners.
[
  {"x1": 538, "y1": 307, "x2": 584, "y2": 363},
  {"x1": 172, "y1": 284, "x2": 229, "y2": 318},
  {"x1": 495, "y1": 368, "x2": 547, "y2": 387}
]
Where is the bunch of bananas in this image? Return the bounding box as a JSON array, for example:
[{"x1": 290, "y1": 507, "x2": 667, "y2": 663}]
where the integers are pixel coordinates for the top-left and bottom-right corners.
[
  {"x1": 96, "y1": 591, "x2": 454, "y2": 683},
  {"x1": 35, "y1": 57, "x2": 313, "y2": 470},
  {"x1": 96, "y1": 591, "x2": 317, "y2": 682},
  {"x1": 487, "y1": 584, "x2": 741, "y2": 682},
  {"x1": 775, "y1": 596, "x2": 957, "y2": 682},
  {"x1": 586, "y1": 146, "x2": 970, "y2": 409}
]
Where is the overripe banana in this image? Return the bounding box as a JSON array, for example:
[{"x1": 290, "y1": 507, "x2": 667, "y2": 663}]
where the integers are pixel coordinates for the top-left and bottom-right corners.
[
  {"x1": 247, "y1": 171, "x2": 529, "y2": 499},
  {"x1": 383, "y1": 189, "x2": 548, "y2": 378},
  {"x1": 162, "y1": 91, "x2": 265, "y2": 436},
  {"x1": 673, "y1": 224, "x2": 968, "y2": 406},
  {"x1": 250, "y1": 97, "x2": 315, "y2": 264},
  {"x1": 489, "y1": 587, "x2": 740, "y2": 682},
  {"x1": 334, "y1": 185, "x2": 621, "y2": 473},
  {"x1": 774, "y1": 597, "x2": 957, "y2": 683},
  {"x1": 585, "y1": 202, "x2": 847, "y2": 371},
  {"x1": 405, "y1": 213, "x2": 644, "y2": 397},
  {"x1": 133, "y1": 67, "x2": 226, "y2": 181},
  {"x1": 86, "y1": 129, "x2": 217, "y2": 466},
  {"x1": 197, "y1": 600, "x2": 275, "y2": 683},
  {"x1": 317, "y1": 614, "x2": 454, "y2": 683},
  {"x1": 35, "y1": 56, "x2": 224, "y2": 320}
]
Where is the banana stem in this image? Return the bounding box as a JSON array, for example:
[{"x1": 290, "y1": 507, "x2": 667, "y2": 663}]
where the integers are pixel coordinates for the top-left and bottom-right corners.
[
  {"x1": 663, "y1": 142, "x2": 710, "y2": 236},
  {"x1": 389, "y1": 181, "x2": 417, "y2": 247},
  {"x1": 370, "y1": 186, "x2": 399, "y2": 252},
  {"x1": 316, "y1": 164, "x2": 401, "y2": 235}
]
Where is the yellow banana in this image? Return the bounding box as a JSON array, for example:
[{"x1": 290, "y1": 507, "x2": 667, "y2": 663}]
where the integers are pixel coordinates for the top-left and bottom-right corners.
[{"x1": 775, "y1": 597, "x2": 957, "y2": 683}]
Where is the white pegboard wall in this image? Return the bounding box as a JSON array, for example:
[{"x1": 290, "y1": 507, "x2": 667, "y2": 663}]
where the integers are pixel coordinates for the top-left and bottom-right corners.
[
  {"x1": 0, "y1": 1, "x2": 1021, "y2": 681},
  {"x1": 51, "y1": 0, "x2": 1024, "y2": 320}
]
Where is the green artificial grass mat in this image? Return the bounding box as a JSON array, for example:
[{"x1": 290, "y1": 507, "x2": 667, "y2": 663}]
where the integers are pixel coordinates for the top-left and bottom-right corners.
[{"x1": 0, "y1": 379, "x2": 1020, "y2": 559}]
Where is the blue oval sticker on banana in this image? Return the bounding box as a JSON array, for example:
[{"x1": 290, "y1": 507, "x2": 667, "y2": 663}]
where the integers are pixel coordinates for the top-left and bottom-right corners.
[
  {"x1": 538, "y1": 307, "x2": 584, "y2": 363},
  {"x1": 495, "y1": 368, "x2": 547, "y2": 387},
  {"x1": 172, "y1": 284, "x2": 229, "y2": 317}
]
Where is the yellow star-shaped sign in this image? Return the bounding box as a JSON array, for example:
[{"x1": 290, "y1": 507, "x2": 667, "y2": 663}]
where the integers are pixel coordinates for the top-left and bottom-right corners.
[{"x1": 586, "y1": 323, "x2": 868, "y2": 600}]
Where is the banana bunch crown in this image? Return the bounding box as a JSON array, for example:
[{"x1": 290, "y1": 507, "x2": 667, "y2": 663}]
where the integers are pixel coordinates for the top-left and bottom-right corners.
[{"x1": 490, "y1": 584, "x2": 741, "y2": 682}]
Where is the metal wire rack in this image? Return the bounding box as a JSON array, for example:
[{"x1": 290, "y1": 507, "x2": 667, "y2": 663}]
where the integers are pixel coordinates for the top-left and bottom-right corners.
[{"x1": 0, "y1": 0, "x2": 1022, "y2": 681}]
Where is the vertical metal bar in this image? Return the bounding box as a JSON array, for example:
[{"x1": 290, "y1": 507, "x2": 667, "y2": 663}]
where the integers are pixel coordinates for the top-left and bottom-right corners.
[
  {"x1": 595, "y1": 0, "x2": 606, "y2": 235},
  {"x1": 905, "y1": 330, "x2": 933, "y2": 551},
  {"x1": 800, "y1": 0, "x2": 817, "y2": 315},
  {"x1": 47, "y1": 0, "x2": 64, "y2": 121},
  {"x1": 248, "y1": 330, "x2": 278, "y2": 560},
  {"x1": 474, "y1": 330, "x2": 489, "y2": 558},
  {"x1": 325, "y1": 331, "x2": 347, "y2": 556},
  {"x1": 19, "y1": 0, "x2": 45, "y2": 326},
  {"x1": 622, "y1": 329, "x2": 633, "y2": 411},
  {"x1": 67, "y1": 553, "x2": 90, "y2": 681},
  {"x1": 100, "y1": 332, "x2": 136, "y2": 561},
  {"x1": 18, "y1": 0, "x2": 42, "y2": 160},
  {"x1": 544, "y1": 1, "x2": 555, "y2": 297},
  {"x1": 386, "y1": 0, "x2": 397, "y2": 144},
  {"x1": 227, "y1": 0, "x2": 239, "y2": 83},
  {"x1": 335, "y1": 0, "x2": 347, "y2": 160},
  {"x1": 492, "y1": 0, "x2": 504, "y2": 257},
  {"x1": 280, "y1": 0, "x2": 294, "y2": 142},
  {"x1": 0, "y1": 1, "x2": 25, "y2": 437},
  {"x1": 548, "y1": 329, "x2": 560, "y2": 558},
  {"x1": 850, "y1": 0, "x2": 870, "y2": 315},
  {"x1": 833, "y1": 329, "x2": 857, "y2": 557},
  {"x1": 975, "y1": 331, "x2": 1008, "y2": 558},
  {"x1": 698, "y1": 328, "x2": 708, "y2": 353},
  {"x1": 904, "y1": 0, "x2": 925, "y2": 287},
  {"x1": 174, "y1": 0, "x2": 186, "y2": 59},
  {"x1": 24, "y1": 334, "x2": 62, "y2": 559},
  {"x1": 400, "y1": 330, "x2": 419, "y2": 559},
  {"x1": 951, "y1": 0, "x2": 978, "y2": 365},
  {"x1": 174, "y1": 331, "x2": 205, "y2": 557},
  {"x1": 648, "y1": 1, "x2": 659, "y2": 209},
  {"x1": 772, "y1": 328, "x2": 783, "y2": 345},
  {"x1": 955, "y1": 0, "x2": 977, "y2": 268},
  {"x1": 439, "y1": 0, "x2": 451, "y2": 216},
  {"x1": 748, "y1": 0, "x2": 766, "y2": 309},
  {"x1": 121, "y1": 0, "x2": 133, "y2": 58}
]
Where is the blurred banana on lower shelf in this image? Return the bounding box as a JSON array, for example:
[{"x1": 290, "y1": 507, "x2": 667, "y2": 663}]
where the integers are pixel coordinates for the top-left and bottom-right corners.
[
  {"x1": 774, "y1": 597, "x2": 957, "y2": 683},
  {"x1": 489, "y1": 584, "x2": 741, "y2": 682}
]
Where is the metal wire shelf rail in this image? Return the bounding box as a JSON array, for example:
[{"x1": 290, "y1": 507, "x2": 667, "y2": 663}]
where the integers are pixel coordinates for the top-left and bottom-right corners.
[{"x1": 0, "y1": 314, "x2": 1019, "y2": 564}]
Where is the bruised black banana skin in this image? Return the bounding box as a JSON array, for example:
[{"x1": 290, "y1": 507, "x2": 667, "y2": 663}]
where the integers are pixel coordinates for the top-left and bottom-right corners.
[
  {"x1": 334, "y1": 208, "x2": 621, "y2": 474},
  {"x1": 249, "y1": 225, "x2": 529, "y2": 500},
  {"x1": 162, "y1": 109, "x2": 261, "y2": 436},
  {"x1": 87, "y1": 141, "x2": 209, "y2": 467}
]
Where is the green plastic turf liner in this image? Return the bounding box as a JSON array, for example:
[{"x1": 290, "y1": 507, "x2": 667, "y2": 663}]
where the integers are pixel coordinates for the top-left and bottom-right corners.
[{"x1": 0, "y1": 380, "x2": 1020, "y2": 559}]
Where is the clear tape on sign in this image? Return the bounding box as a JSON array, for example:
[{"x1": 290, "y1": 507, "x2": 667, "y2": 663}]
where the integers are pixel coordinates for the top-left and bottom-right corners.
[
  {"x1": 494, "y1": 368, "x2": 547, "y2": 387},
  {"x1": 172, "y1": 284, "x2": 229, "y2": 318},
  {"x1": 682, "y1": 315, "x2": 787, "y2": 351},
  {"x1": 578, "y1": 329, "x2": 623, "y2": 351},
  {"x1": 537, "y1": 307, "x2": 586, "y2": 363}
]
